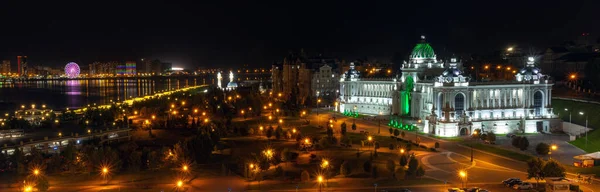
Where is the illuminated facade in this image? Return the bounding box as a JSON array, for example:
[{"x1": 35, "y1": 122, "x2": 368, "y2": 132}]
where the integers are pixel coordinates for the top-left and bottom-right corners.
[{"x1": 338, "y1": 36, "x2": 559, "y2": 137}]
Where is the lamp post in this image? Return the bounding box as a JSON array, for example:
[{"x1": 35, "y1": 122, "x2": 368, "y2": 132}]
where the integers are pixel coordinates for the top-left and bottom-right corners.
[
  {"x1": 459, "y1": 170, "x2": 467, "y2": 188},
  {"x1": 579, "y1": 112, "x2": 588, "y2": 148},
  {"x1": 317, "y1": 175, "x2": 323, "y2": 192}
]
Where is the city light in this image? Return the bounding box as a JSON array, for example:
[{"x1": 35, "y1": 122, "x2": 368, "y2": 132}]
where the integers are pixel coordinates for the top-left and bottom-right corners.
[
  {"x1": 177, "y1": 180, "x2": 183, "y2": 187},
  {"x1": 570, "y1": 74, "x2": 577, "y2": 80},
  {"x1": 368, "y1": 136, "x2": 372, "y2": 142},
  {"x1": 459, "y1": 170, "x2": 467, "y2": 178},
  {"x1": 551, "y1": 144, "x2": 558, "y2": 151}
]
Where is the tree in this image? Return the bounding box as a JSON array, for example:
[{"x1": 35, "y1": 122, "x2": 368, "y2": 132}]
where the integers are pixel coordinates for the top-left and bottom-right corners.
[
  {"x1": 371, "y1": 165, "x2": 378, "y2": 179},
  {"x1": 275, "y1": 125, "x2": 283, "y2": 140},
  {"x1": 386, "y1": 159, "x2": 396, "y2": 178},
  {"x1": 542, "y1": 159, "x2": 566, "y2": 178},
  {"x1": 536, "y1": 143, "x2": 550, "y2": 156},
  {"x1": 407, "y1": 155, "x2": 419, "y2": 176},
  {"x1": 434, "y1": 142, "x2": 440, "y2": 148},
  {"x1": 400, "y1": 131, "x2": 406, "y2": 138},
  {"x1": 512, "y1": 136, "x2": 521, "y2": 148},
  {"x1": 266, "y1": 126, "x2": 274, "y2": 139},
  {"x1": 363, "y1": 160, "x2": 372, "y2": 172},
  {"x1": 486, "y1": 132, "x2": 496, "y2": 143},
  {"x1": 399, "y1": 154, "x2": 408, "y2": 167},
  {"x1": 340, "y1": 161, "x2": 352, "y2": 177},
  {"x1": 36, "y1": 177, "x2": 50, "y2": 192},
  {"x1": 341, "y1": 122, "x2": 347, "y2": 136},
  {"x1": 388, "y1": 144, "x2": 395, "y2": 150},
  {"x1": 395, "y1": 168, "x2": 406, "y2": 181},
  {"x1": 393, "y1": 129, "x2": 400, "y2": 137},
  {"x1": 351, "y1": 122, "x2": 357, "y2": 131},
  {"x1": 527, "y1": 158, "x2": 545, "y2": 187},
  {"x1": 326, "y1": 127, "x2": 334, "y2": 138},
  {"x1": 518, "y1": 137, "x2": 530, "y2": 151},
  {"x1": 389, "y1": 128, "x2": 394, "y2": 135},
  {"x1": 415, "y1": 166, "x2": 425, "y2": 178},
  {"x1": 301, "y1": 170, "x2": 310, "y2": 182}
]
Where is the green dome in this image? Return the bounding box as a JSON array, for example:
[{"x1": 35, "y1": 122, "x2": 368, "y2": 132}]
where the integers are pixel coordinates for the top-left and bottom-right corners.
[{"x1": 410, "y1": 42, "x2": 436, "y2": 59}]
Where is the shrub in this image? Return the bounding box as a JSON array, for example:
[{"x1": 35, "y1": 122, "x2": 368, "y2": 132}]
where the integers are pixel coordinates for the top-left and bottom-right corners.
[
  {"x1": 407, "y1": 156, "x2": 419, "y2": 176},
  {"x1": 512, "y1": 136, "x2": 521, "y2": 148},
  {"x1": 363, "y1": 160, "x2": 372, "y2": 172},
  {"x1": 301, "y1": 170, "x2": 310, "y2": 182},
  {"x1": 389, "y1": 143, "x2": 395, "y2": 150},
  {"x1": 395, "y1": 168, "x2": 406, "y2": 181},
  {"x1": 434, "y1": 142, "x2": 440, "y2": 148},
  {"x1": 340, "y1": 161, "x2": 352, "y2": 177},
  {"x1": 487, "y1": 132, "x2": 497, "y2": 143},
  {"x1": 519, "y1": 137, "x2": 530, "y2": 151},
  {"x1": 399, "y1": 154, "x2": 408, "y2": 167},
  {"x1": 536, "y1": 142, "x2": 550, "y2": 155}
]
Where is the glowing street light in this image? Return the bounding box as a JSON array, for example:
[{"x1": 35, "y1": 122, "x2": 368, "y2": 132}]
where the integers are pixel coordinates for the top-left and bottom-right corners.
[
  {"x1": 33, "y1": 169, "x2": 40, "y2": 176},
  {"x1": 400, "y1": 148, "x2": 405, "y2": 154},
  {"x1": 368, "y1": 136, "x2": 372, "y2": 142},
  {"x1": 551, "y1": 144, "x2": 558, "y2": 151},
  {"x1": 152, "y1": 115, "x2": 156, "y2": 120},
  {"x1": 292, "y1": 128, "x2": 297, "y2": 134},
  {"x1": 459, "y1": 170, "x2": 467, "y2": 188},
  {"x1": 321, "y1": 159, "x2": 329, "y2": 169},
  {"x1": 182, "y1": 165, "x2": 189, "y2": 172},
  {"x1": 304, "y1": 138, "x2": 310, "y2": 144},
  {"x1": 24, "y1": 185, "x2": 33, "y2": 192},
  {"x1": 177, "y1": 180, "x2": 183, "y2": 188}
]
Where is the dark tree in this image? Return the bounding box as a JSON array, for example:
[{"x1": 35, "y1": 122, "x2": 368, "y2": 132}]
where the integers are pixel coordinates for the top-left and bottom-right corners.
[
  {"x1": 351, "y1": 122, "x2": 357, "y2": 131},
  {"x1": 399, "y1": 154, "x2": 408, "y2": 167},
  {"x1": 536, "y1": 143, "x2": 550, "y2": 155},
  {"x1": 363, "y1": 160, "x2": 372, "y2": 172},
  {"x1": 407, "y1": 155, "x2": 419, "y2": 176},
  {"x1": 394, "y1": 129, "x2": 400, "y2": 137},
  {"x1": 266, "y1": 126, "x2": 274, "y2": 139},
  {"x1": 542, "y1": 159, "x2": 566, "y2": 177},
  {"x1": 518, "y1": 137, "x2": 530, "y2": 151}
]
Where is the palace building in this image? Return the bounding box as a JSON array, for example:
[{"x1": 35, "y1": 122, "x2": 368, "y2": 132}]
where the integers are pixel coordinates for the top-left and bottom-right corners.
[{"x1": 338, "y1": 36, "x2": 559, "y2": 137}]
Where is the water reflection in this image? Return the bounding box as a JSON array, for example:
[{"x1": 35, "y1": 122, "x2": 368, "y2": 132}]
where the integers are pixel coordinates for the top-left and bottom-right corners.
[{"x1": 0, "y1": 77, "x2": 209, "y2": 111}]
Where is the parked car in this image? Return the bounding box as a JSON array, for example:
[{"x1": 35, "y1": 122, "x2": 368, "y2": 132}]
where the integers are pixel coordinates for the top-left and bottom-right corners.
[
  {"x1": 448, "y1": 188, "x2": 465, "y2": 192},
  {"x1": 502, "y1": 178, "x2": 521, "y2": 185},
  {"x1": 464, "y1": 187, "x2": 480, "y2": 192},
  {"x1": 513, "y1": 182, "x2": 533, "y2": 190},
  {"x1": 506, "y1": 180, "x2": 523, "y2": 187}
]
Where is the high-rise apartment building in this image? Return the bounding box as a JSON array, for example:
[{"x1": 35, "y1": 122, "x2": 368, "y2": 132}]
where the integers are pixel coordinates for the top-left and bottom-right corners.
[{"x1": 1, "y1": 60, "x2": 10, "y2": 74}]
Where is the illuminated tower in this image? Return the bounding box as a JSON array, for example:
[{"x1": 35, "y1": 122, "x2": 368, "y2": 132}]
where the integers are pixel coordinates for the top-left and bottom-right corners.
[
  {"x1": 17, "y1": 56, "x2": 27, "y2": 76},
  {"x1": 229, "y1": 71, "x2": 234, "y2": 83},
  {"x1": 217, "y1": 72, "x2": 222, "y2": 89}
]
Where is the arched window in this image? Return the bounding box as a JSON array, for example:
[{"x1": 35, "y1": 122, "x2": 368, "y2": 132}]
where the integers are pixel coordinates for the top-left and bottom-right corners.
[
  {"x1": 533, "y1": 91, "x2": 543, "y2": 116},
  {"x1": 455, "y1": 93, "x2": 465, "y2": 118}
]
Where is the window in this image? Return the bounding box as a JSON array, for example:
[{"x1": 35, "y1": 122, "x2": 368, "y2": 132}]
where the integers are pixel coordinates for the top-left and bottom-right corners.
[
  {"x1": 533, "y1": 91, "x2": 543, "y2": 116},
  {"x1": 455, "y1": 94, "x2": 465, "y2": 118}
]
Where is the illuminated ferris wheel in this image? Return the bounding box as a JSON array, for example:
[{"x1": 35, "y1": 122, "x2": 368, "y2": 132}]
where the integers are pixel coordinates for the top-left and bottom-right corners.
[{"x1": 64, "y1": 62, "x2": 80, "y2": 78}]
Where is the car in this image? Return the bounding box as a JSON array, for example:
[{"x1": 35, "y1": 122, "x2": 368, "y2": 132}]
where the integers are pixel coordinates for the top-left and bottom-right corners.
[
  {"x1": 506, "y1": 180, "x2": 523, "y2": 187},
  {"x1": 513, "y1": 182, "x2": 533, "y2": 190},
  {"x1": 447, "y1": 188, "x2": 465, "y2": 192},
  {"x1": 478, "y1": 190, "x2": 489, "y2": 192},
  {"x1": 502, "y1": 177, "x2": 520, "y2": 184},
  {"x1": 464, "y1": 187, "x2": 480, "y2": 192}
]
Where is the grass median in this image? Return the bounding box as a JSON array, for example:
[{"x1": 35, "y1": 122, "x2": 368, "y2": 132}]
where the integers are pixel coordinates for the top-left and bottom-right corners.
[
  {"x1": 463, "y1": 142, "x2": 533, "y2": 162},
  {"x1": 552, "y1": 99, "x2": 600, "y2": 153}
]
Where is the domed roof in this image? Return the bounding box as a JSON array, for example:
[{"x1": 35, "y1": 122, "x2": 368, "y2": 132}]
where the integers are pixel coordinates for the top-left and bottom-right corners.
[
  {"x1": 343, "y1": 62, "x2": 360, "y2": 81},
  {"x1": 410, "y1": 36, "x2": 436, "y2": 59},
  {"x1": 227, "y1": 81, "x2": 238, "y2": 88},
  {"x1": 516, "y1": 57, "x2": 543, "y2": 82}
]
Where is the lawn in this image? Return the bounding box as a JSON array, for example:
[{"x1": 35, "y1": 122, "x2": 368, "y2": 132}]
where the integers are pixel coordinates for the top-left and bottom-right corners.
[
  {"x1": 464, "y1": 142, "x2": 533, "y2": 162},
  {"x1": 552, "y1": 99, "x2": 600, "y2": 153}
]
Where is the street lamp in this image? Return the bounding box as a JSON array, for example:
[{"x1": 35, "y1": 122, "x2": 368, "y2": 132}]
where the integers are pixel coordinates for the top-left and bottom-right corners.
[
  {"x1": 459, "y1": 170, "x2": 467, "y2": 188},
  {"x1": 317, "y1": 175, "x2": 324, "y2": 192},
  {"x1": 579, "y1": 112, "x2": 588, "y2": 147}
]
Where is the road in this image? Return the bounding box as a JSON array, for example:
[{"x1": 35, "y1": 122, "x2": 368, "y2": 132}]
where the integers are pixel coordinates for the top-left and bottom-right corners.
[{"x1": 315, "y1": 110, "x2": 599, "y2": 192}]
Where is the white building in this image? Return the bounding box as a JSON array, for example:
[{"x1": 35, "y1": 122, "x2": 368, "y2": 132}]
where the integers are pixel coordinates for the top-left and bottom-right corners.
[
  {"x1": 338, "y1": 36, "x2": 559, "y2": 137},
  {"x1": 311, "y1": 64, "x2": 339, "y2": 98}
]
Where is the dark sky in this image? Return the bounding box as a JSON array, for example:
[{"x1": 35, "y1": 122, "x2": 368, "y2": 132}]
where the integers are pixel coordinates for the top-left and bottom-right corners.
[{"x1": 0, "y1": 0, "x2": 597, "y2": 69}]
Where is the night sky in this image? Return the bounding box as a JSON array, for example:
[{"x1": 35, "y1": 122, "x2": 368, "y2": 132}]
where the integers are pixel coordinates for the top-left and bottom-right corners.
[{"x1": 0, "y1": 0, "x2": 597, "y2": 69}]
